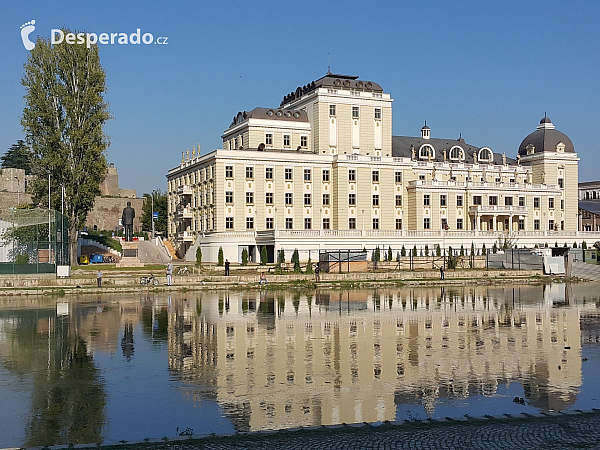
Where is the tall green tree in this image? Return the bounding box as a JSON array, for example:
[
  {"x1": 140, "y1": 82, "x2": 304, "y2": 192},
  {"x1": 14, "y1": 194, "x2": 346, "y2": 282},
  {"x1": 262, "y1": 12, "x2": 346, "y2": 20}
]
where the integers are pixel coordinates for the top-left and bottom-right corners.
[
  {"x1": 1, "y1": 140, "x2": 33, "y2": 173},
  {"x1": 21, "y1": 31, "x2": 111, "y2": 265},
  {"x1": 140, "y1": 190, "x2": 167, "y2": 235}
]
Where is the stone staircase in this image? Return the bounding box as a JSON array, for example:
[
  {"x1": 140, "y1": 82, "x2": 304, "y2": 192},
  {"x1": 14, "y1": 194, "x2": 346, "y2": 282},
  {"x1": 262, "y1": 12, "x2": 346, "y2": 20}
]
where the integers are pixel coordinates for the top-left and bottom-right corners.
[
  {"x1": 163, "y1": 240, "x2": 178, "y2": 260},
  {"x1": 572, "y1": 262, "x2": 600, "y2": 281}
]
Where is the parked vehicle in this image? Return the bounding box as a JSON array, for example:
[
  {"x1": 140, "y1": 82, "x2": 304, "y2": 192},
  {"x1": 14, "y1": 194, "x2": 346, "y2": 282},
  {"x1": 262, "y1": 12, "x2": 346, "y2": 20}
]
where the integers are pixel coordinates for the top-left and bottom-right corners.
[
  {"x1": 177, "y1": 266, "x2": 190, "y2": 276},
  {"x1": 140, "y1": 275, "x2": 159, "y2": 285}
]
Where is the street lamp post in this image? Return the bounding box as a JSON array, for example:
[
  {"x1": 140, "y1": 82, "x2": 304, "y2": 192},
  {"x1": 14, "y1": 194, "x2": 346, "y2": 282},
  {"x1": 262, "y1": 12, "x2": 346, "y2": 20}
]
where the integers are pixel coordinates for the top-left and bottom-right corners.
[
  {"x1": 47, "y1": 171, "x2": 51, "y2": 259},
  {"x1": 151, "y1": 189, "x2": 156, "y2": 240},
  {"x1": 14, "y1": 176, "x2": 19, "y2": 206}
]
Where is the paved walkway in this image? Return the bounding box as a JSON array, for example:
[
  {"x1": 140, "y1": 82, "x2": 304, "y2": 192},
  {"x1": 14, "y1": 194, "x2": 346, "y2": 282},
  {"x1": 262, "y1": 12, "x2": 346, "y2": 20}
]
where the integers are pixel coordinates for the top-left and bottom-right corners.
[{"x1": 110, "y1": 410, "x2": 600, "y2": 450}]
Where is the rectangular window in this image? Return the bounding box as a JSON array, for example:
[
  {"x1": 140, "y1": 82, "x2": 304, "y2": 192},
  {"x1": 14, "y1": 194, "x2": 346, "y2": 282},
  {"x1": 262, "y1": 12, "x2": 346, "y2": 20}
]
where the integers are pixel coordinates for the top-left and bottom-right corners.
[
  {"x1": 395, "y1": 195, "x2": 402, "y2": 207},
  {"x1": 549, "y1": 220, "x2": 555, "y2": 230},
  {"x1": 395, "y1": 171, "x2": 402, "y2": 183},
  {"x1": 285, "y1": 218, "x2": 293, "y2": 229},
  {"x1": 519, "y1": 196, "x2": 525, "y2": 207},
  {"x1": 283, "y1": 134, "x2": 290, "y2": 147},
  {"x1": 265, "y1": 133, "x2": 273, "y2": 145},
  {"x1": 323, "y1": 218, "x2": 330, "y2": 229},
  {"x1": 226, "y1": 217, "x2": 234, "y2": 229},
  {"x1": 473, "y1": 195, "x2": 482, "y2": 205},
  {"x1": 456, "y1": 218, "x2": 463, "y2": 230},
  {"x1": 285, "y1": 193, "x2": 293, "y2": 205},
  {"x1": 534, "y1": 219, "x2": 540, "y2": 230},
  {"x1": 372, "y1": 194, "x2": 379, "y2": 206},
  {"x1": 245, "y1": 166, "x2": 253, "y2": 179},
  {"x1": 304, "y1": 168, "x2": 311, "y2": 181},
  {"x1": 424, "y1": 218, "x2": 430, "y2": 229},
  {"x1": 395, "y1": 218, "x2": 402, "y2": 230},
  {"x1": 349, "y1": 218, "x2": 356, "y2": 229},
  {"x1": 266, "y1": 217, "x2": 274, "y2": 229},
  {"x1": 558, "y1": 178, "x2": 564, "y2": 188},
  {"x1": 519, "y1": 219, "x2": 524, "y2": 230},
  {"x1": 548, "y1": 197, "x2": 554, "y2": 208},
  {"x1": 285, "y1": 168, "x2": 293, "y2": 180},
  {"x1": 348, "y1": 169, "x2": 356, "y2": 181},
  {"x1": 561, "y1": 199, "x2": 564, "y2": 209},
  {"x1": 352, "y1": 106, "x2": 359, "y2": 118},
  {"x1": 245, "y1": 192, "x2": 254, "y2": 204},
  {"x1": 489, "y1": 196, "x2": 498, "y2": 206},
  {"x1": 323, "y1": 194, "x2": 330, "y2": 206},
  {"x1": 265, "y1": 192, "x2": 273, "y2": 204},
  {"x1": 329, "y1": 104, "x2": 336, "y2": 116},
  {"x1": 442, "y1": 218, "x2": 448, "y2": 230},
  {"x1": 423, "y1": 194, "x2": 430, "y2": 206},
  {"x1": 372, "y1": 171, "x2": 379, "y2": 182},
  {"x1": 505, "y1": 196, "x2": 513, "y2": 206},
  {"x1": 226, "y1": 191, "x2": 233, "y2": 204},
  {"x1": 322, "y1": 170, "x2": 330, "y2": 182},
  {"x1": 348, "y1": 194, "x2": 356, "y2": 205},
  {"x1": 374, "y1": 108, "x2": 381, "y2": 119},
  {"x1": 304, "y1": 218, "x2": 312, "y2": 229},
  {"x1": 372, "y1": 218, "x2": 379, "y2": 230},
  {"x1": 534, "y1": 197, "x2": 540, "y2": 208},
  {"x1": 304, "y1": 194, "x2": 311, "y2": 206},
  {"x1": 246, "y1": 217, "x2": 254, "y2": 230},
  {"x1": 456, "y1": 195, "x2": 463, "y2": 207},
  {"x1": 265, "y1": 167, "x2": 273, "y2": 179},
  {"x1": 440, "y1": 195, "x2": 447, "y2": 207},
  {"x1": 419, "y1": 175, "x2": 426, "y2": 180},
  {"x1": 300, "y1": 136, "x2": 308, "y2": 147},
  {"x1": 225, "y1": 166, "x2": 233, "y2": 178}
]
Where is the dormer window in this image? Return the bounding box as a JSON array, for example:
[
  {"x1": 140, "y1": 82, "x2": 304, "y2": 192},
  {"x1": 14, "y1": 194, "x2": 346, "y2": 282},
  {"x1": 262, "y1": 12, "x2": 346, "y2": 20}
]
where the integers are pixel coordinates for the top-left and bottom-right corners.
[
  {"x1": 556, "y1": 142, "x2": 565, "y2": 153},
  {"x1": 449, "y1": 146, "x2": 464, "y2": 161},
  {"x1": 526, "y1": 144, "x2": 535, "y2": 155},
  {"x1": 478, "y1": 147, "x2": 492, "y2": 162},
  {"x1": 419, "y1": 144, "x2": 434, "y2": 160}
]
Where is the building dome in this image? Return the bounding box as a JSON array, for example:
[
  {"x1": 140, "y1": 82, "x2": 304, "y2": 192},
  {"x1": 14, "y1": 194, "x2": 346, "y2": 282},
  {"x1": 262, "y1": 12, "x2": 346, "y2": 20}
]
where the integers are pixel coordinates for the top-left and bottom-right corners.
[{"x1": 518, "y1": 117, "x2": 574, "y2": 156}]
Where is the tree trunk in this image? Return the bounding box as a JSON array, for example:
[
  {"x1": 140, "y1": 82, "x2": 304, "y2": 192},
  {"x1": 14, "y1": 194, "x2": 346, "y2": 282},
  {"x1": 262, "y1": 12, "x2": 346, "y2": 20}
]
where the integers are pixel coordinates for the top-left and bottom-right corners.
[{"x1": 69, "y1": 225, "x2": 78, "y2": 266}]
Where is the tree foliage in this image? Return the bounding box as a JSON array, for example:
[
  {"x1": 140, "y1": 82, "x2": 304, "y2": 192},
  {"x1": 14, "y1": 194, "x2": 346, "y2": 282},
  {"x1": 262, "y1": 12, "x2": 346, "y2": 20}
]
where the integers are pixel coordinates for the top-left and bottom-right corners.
[
  {"x1": 195, "y1": 247, "x2": 202, "y2": 267},
  {"x1": 1, "y1": 140, "x2": 33, "y2": 174},
  {"x1": 241, "y1": 248, "x2": 248, "y2": 266},
  {"x1": 260, "y1": 246, "x2": 268, "y2": 265},
  {"x1": 217, "y1": 247, "x2": 224, "y2": 266},
  {"x1": 21, "y1": 32, "x2": 111, "y2": 264},
  {"x1": 291, "y1": 249, "x2": 301, "y2": 272},
  {"x1": 140, "y1": 190, "x2": 167, "y2": 235}
]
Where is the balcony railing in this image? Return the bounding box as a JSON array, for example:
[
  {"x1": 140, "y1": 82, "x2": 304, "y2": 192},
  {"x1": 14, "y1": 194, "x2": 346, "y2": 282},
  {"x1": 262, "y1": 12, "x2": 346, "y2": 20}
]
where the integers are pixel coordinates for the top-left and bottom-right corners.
[
  {"x1": 177, "y1": 185, "x2": 193, "y2": 196},
  {"x1": 469, "y1": 205, "x2": 527, "y2": 214},
  {"x1": 179, "y1": 207, "x2": 193, "y2": 219}
]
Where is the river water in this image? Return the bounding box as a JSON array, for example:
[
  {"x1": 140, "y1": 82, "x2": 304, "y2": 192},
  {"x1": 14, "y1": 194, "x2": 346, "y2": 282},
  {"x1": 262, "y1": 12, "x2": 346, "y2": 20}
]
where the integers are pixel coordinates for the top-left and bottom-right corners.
[{"x1": 1, "y1": 283, "x2": 600, "y2": 447}]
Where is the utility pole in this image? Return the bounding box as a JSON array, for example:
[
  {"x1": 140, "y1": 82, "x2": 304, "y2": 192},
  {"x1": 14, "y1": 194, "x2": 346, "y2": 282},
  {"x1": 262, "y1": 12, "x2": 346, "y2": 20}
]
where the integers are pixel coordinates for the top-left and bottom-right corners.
[
  {"x1": 151, "y1": 190, "x2": 155, "y2": 240},
  {"x1": 14, "y1": 176, "x2": 20, "y2": 206}
]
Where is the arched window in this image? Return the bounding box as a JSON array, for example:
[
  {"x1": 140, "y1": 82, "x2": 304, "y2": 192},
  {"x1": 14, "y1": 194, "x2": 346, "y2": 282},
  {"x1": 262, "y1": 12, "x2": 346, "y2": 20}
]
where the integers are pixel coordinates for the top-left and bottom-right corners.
[
  {"x1": 449, "y1": 146, "x2": 464, "y2": 161},
  {"x1": 478, "y1": 147, "x2": 492, "y2": 162},
  {"x1": 419, "y1": 144, "x2": 435, "y2": 160}
]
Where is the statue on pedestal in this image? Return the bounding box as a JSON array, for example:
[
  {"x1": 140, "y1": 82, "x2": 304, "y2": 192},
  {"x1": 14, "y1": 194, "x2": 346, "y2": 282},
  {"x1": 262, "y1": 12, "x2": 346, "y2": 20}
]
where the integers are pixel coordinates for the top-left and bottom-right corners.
[{"x1": 122, "y1": 201, "x2": 135, "y2": 242}]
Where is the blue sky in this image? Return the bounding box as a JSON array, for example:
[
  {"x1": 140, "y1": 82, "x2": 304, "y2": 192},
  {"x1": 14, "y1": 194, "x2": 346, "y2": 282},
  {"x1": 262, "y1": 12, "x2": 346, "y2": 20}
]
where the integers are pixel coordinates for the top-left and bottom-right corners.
[{"x1": 2, "y1": 0, "x2": 599, "y2": 196}]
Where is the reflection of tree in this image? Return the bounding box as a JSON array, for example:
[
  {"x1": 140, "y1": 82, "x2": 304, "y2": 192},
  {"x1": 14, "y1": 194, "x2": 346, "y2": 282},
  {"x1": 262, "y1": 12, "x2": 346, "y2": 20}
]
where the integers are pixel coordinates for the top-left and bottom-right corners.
[
  {"x1": 140, "y1": 304, "x2": 168, "y2": 342},
  {"x1": 26, "y1": 334, "x2": 106, "y2": 446},
  {"x1": 0, "y1": 309, "x2": 106, "y2": 447}
]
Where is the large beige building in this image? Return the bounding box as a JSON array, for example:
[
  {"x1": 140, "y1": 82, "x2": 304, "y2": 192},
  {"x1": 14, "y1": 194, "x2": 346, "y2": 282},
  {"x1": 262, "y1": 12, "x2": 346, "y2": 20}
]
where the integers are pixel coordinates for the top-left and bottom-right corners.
[{"x1": 167, "y1": 73, "x2": 598, "y2": 262}]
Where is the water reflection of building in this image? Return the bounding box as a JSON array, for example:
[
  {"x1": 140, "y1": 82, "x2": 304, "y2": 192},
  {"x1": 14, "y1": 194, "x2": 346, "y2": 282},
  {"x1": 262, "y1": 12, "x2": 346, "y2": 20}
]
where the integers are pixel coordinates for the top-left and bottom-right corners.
[{"x1": 167, "y1": 285, "x2": 595, "y2": 431}]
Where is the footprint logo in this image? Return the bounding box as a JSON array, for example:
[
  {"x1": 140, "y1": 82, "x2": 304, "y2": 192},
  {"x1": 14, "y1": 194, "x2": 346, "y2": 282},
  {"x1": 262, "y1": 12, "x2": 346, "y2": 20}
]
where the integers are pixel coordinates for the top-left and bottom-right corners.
[{"x1": 20, "y1": 20, "x2": 36, "y2": 50}]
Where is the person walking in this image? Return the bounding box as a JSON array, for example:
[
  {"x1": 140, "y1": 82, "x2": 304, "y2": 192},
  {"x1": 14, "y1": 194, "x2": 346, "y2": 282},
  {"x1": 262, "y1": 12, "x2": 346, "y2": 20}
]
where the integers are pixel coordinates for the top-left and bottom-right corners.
[
  {"x1": 97, "y1": 270, "x2": 103, "y2": 288},
  {"x1": 166, "y1": 262, "x2": 173, "y2": 286},
  {"x1": 314, "y1": 263, "x2": 320, "y2": 282},
  {"x1": 225, "y1": 259, "x2": 230, "y2": 276},
  {"x1": 440, "y1": 265, "x2": 445, "y2": 280}
]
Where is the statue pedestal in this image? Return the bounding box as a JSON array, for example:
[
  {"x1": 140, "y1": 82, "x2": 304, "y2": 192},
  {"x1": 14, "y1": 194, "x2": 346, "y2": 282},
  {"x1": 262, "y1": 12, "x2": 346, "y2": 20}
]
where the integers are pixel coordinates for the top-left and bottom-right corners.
[{"x1": 117, "y1": 241, "x2": 144, "y2": 267}]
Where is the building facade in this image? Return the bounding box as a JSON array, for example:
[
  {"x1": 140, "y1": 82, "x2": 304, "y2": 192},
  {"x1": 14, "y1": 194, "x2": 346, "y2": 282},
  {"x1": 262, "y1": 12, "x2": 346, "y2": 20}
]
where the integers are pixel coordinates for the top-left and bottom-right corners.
[{"x1": 167, "y1": 73, "x2": 598, "y2": 262}]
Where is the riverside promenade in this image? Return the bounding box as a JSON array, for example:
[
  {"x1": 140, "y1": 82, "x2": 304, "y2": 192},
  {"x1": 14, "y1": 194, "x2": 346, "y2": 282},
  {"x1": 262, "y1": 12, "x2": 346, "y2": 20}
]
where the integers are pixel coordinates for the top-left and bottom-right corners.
[
  {"x1": 0, "y1": 268, "x2": 546, "y2": 294},
  {"x1": 87, "y1": 410, "x2": 600, "y2": 450}
]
